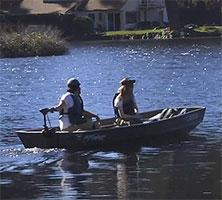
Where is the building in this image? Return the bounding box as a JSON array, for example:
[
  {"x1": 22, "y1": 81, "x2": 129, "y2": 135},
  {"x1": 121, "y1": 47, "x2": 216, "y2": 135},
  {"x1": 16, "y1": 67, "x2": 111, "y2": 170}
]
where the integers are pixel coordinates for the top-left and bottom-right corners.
[
  {"x1": 74, "y1": 0, "x2": 168, "y2": 31},
  {"x1": 0, "y1": 0, "x2": 77, "y2": 30},
  {"x1": 0, "y1": 0, "x2": 168, "y2": 31},
  {"x1": 0, "y1": 0, "x2": 77, "y2": 15}
]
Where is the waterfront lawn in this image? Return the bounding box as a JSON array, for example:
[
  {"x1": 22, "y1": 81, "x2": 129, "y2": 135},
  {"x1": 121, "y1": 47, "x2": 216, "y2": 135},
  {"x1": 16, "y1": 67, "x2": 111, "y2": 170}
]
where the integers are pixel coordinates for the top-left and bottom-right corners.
[
  {"x1": 195, "y1": 26, "x2": 222, "y2": 33},
  {"x1": 105, "y1": 28, "x2": 164, "y2": 37},
  {"x1": 104, "y1": 26, "x2": 221, "y2": 39}
]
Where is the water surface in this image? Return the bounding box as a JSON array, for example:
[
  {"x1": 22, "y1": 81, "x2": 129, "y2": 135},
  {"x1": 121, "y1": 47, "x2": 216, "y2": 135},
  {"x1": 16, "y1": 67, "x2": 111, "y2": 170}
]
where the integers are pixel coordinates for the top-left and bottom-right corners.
[{"x1": 0, "y1": 38, "x2": 221, "y2": 199}]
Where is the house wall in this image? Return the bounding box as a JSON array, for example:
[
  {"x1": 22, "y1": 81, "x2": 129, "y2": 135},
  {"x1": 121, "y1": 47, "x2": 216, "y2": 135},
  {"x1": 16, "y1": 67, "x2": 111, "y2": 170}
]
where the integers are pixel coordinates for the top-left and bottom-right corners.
[
  {"x1": 75, "y1": 0, "x2": 168, "y2": 31},
  {"x1": 121, "y1": 0, "x2": 139, "y2": 30},
  {"x1": 138, "y1": 0, "x2": 168, "y2": 26},
  {"x1": 76, "y1": 11, "x2": 115, "y2": 32},
  {"x1": 120, "y1": 0, "x2": 168, "y2": 30},
  {"x1": 94, "y1": 12, "x2": 106, "y2": 31}
]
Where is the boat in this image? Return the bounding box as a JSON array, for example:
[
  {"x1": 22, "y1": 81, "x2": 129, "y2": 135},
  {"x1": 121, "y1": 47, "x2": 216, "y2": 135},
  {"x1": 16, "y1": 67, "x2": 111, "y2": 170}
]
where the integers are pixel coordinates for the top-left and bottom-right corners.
[{"x1": 16, "y1": 106, "x2": 206, "y2": 150}]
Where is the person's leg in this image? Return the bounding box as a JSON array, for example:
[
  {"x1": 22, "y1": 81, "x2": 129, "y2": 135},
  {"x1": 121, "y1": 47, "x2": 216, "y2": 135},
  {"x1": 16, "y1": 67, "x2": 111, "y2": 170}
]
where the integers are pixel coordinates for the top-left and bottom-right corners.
[
  {"x1": 63, "y1": 118, "x2": 98, "y2": 132},
  {"x1": 64, "y1": 124, "x2": 78, "y2": 132},
  {"x1": 129, "y1": 118, "x2": 142, "y2": 124},
  {"x1": 77, "y1": 118, "x2": 93, "y2": 130}
]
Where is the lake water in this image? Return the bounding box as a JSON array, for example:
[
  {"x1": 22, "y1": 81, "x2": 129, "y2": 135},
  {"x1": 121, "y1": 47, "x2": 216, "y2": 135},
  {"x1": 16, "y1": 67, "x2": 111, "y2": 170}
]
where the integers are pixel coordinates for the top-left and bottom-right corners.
[{"x1": 0, "y1": 38, "x2": 221, "y2": 199}]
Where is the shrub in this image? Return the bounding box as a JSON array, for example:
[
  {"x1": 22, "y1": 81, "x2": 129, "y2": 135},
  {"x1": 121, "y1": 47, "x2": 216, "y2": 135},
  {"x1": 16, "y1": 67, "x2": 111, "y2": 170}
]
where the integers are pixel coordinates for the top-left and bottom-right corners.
[
  {"x1": 0, "y1": 25, "x2": 68, "y2": 58},
  {"x1": 72, "y1": 16, "x2": 94, "y2": 39}
]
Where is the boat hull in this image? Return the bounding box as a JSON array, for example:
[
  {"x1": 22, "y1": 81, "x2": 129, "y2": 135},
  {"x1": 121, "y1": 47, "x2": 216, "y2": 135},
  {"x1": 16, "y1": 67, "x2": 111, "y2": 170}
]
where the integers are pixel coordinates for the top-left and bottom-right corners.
[{"x1": 16, "y1": 107, "x2": 205, "y2": 149}]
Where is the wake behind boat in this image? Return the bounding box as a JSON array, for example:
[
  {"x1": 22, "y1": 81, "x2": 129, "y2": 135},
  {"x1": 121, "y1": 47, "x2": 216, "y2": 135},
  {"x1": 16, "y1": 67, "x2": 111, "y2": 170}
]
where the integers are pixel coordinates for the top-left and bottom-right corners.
[{"x1": 16, "y1": 106, "x2": 206, "y2": 150}]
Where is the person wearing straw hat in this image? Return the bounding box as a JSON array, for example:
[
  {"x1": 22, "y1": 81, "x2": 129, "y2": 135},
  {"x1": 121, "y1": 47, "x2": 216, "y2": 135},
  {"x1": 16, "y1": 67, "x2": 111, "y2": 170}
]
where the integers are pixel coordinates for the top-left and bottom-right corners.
[
  {"x1": 113, "y1": 78, "x2": 141, "y2": 125},
  {"x1": 49, "y1": 78, "x2": 100, "y2": 131}
]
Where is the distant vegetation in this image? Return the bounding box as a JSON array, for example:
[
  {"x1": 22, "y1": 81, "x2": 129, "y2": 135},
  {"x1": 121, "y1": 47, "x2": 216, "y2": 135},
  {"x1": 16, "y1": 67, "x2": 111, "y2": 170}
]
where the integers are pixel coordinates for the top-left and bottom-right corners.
[
  {"x1": 105, "y1": 25, "x2": 221, "y2": 40},
  {"x1": 195, "y1": 26, "x2": 222, "y2": 33},
  {"x1": 165, "y1": 0, "x2": 221, "y2": 29},
  {"x1": 71, "y1": 16, "x2": 94, "y2": 39},
  {"x1": 105, "y1": 29, "x2": 164, "y2": 37},
  {"x1": 0, "y1": 25, "x2": 68, "y2": 58},
  {"x1": 105, "y1": 28, "x2": 166, "y2": 40}
]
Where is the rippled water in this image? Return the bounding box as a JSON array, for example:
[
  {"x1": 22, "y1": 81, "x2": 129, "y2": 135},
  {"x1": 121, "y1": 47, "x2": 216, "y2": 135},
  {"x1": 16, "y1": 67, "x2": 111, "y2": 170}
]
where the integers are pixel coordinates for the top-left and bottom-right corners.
[{"x1": 0, "y1": 38, "x2": 221, "y2": 199}]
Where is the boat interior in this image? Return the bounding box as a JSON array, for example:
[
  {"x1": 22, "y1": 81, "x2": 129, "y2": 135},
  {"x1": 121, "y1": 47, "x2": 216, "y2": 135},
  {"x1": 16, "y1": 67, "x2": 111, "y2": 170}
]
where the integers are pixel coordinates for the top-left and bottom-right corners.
[{"x1": 17, "y1": 107, "x2": 204, "y2": 133}]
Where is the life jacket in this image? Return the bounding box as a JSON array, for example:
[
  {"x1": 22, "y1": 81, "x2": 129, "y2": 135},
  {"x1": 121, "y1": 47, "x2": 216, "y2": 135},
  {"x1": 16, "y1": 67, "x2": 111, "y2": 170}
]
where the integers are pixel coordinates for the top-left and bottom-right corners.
[
  {"x1": 112, "y1": 93, "x2": 136, "y2": 118},
  {"x1": 122, "y1": 97, "x2": 136, "y2": 115},
  {"x1": 60, "y1": 94, "x2": 86, "y2": 125}
]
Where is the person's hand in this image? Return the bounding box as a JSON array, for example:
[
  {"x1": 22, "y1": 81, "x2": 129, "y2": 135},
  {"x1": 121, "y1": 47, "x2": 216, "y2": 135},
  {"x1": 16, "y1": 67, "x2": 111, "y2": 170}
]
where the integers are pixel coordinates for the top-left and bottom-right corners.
[
  {"x1": 49, "y1": 107, "x2": 56, "y2": 113},
  {"x1": 95, "y1": 115, "x2": 100, "y2": 121},
  {"x1": 135, "y1": 113, "x2": 141, "y2": 119}
]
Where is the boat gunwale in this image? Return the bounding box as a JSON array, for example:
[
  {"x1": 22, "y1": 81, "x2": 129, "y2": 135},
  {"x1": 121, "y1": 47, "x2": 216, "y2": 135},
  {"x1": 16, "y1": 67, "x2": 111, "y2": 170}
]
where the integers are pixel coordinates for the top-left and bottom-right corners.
[{"x1": 16, "y1": 106, "x2": 206, "y2": 135}]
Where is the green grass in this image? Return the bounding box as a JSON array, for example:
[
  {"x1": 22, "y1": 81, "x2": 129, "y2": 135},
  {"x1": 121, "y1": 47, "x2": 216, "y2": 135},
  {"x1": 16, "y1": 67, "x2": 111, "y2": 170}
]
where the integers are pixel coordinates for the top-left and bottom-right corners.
[
  {"x1": 105, "y1": 28, "x2": 164, "y2": 37},
  {"x1": 105, "y1": 26, "x2": 221, "y2": 38},
  {"x1": 195, "y1": 26, "x2": 222, "y2": 33}
]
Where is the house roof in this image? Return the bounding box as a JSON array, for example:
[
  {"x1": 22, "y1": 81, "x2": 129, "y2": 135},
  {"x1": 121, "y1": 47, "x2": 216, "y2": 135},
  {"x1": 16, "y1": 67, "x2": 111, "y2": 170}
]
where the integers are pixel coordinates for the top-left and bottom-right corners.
[
  {"x1": 0, "y1": 0, "x2": 77, "y2": 15},
  {"x1": 75, "y1": 0, "x2": 128, "y2": 12}
]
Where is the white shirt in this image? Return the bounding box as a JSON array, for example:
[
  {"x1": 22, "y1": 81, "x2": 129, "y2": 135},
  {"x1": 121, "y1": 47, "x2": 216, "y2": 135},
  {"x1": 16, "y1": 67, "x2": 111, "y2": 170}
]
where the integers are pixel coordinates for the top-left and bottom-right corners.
[
  {"x1": 114, "y1": 95, "x2": 123, "y2": 110},
  {"x1": 59, "y1": 92, "x2": 75, "y2": 130}
]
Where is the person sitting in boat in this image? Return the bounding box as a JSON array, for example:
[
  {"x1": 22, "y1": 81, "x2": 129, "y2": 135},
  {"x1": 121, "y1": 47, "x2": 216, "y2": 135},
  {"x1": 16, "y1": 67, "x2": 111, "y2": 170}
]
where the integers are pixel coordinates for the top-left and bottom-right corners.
[
  {"x1": 49, "y1": 78, "x2": 100, "y2": 131},
  {"x1": 113, "y1": 78, "x2": 141, "y2": 125}
]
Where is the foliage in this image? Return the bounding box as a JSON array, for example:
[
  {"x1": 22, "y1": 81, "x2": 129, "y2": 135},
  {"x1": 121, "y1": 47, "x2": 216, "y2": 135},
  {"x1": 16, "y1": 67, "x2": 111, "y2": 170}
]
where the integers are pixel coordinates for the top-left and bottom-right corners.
[
  {"x1": 165, "y1": 0, "x2": 221, "y2": 28},
  {"x1": 104, "y1": 26, "x2": 221, "y2": 39},
  {"x1": 72, "y1": 16, "x2": 94, "y2": 39},
  {"x1": 0, "y1": 25, "x2": 68, "y2": 58}
]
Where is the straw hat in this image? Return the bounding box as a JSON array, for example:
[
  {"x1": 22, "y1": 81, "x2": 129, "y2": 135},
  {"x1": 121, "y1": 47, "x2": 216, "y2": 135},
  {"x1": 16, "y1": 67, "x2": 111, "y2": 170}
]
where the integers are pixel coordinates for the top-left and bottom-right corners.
[{"x1": 120, "y1": 77, "x2": 136, "y2": 85}]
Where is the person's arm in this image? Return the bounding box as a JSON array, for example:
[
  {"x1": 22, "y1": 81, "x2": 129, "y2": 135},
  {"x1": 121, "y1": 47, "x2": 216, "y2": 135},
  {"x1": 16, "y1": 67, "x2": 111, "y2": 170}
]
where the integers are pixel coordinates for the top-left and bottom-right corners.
[
  {"x1": 134, "y1": 107, "x2": 139, "y2": 113},
  {"x1": 133, "y1": 96, "x2": 139, "y2": 113},
  {"x1": 117, "y1": 106, "x2": 140, "y2": 119},
  {"x1": 117, "y1": 99, "x2": 140, "y2": 119},
  {"x1": 83, "y1": 110, "x2": 100, "y2": 121},
  {"x1": 49, "y1": 100, "x2": 65, "y2": 112}
]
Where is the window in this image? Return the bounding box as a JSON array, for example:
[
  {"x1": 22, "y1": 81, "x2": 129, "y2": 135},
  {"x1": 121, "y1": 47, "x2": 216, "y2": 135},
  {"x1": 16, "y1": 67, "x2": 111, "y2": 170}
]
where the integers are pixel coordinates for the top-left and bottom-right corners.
[
  {"x1": 88, "y1": 13, "x2": 95, "y2": 21},
  {"x1": 125, "y1": 12, "x2": 137, "y2": 24},
  {"x1": 99, "y1": 13, "x2": 103, "y2": 21}
]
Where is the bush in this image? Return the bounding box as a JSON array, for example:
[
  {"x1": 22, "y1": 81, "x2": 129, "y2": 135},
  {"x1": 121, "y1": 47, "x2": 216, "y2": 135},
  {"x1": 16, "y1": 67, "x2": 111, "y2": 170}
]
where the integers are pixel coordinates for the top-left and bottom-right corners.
[
  {"x1": 0, "y1": 25, "x2": 68, "y2": 58},
  {"x1": 72, "y1": 16, "x2": 94, "y2": 39}
]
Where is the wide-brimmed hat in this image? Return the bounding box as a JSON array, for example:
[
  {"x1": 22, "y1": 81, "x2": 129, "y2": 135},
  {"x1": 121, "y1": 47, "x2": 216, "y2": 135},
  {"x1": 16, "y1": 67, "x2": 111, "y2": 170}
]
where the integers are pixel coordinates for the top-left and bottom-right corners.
[
  {"x1": 120, "y1": 78, "x2": 136, "y2": 85},
  {"x1": 67, "y1": 78, "x2": 80, "y2": 89}
]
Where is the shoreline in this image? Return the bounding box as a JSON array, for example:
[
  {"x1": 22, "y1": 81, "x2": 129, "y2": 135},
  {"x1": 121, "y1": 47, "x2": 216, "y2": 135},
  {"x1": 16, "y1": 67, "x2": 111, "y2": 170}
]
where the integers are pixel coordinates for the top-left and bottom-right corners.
[
  {"x1": 1, "y1": 35, "x2": 221, "y2": 59},
  {"x1": 69, "y1": 35, "x2": 221, "y2": 44}
]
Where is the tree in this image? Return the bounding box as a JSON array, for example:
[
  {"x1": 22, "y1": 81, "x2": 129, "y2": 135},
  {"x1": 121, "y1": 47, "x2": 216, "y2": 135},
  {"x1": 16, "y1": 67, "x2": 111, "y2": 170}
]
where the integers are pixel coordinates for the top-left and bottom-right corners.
[{"x1": 72, "y1": 16, "x2": 94, "y2": 39}]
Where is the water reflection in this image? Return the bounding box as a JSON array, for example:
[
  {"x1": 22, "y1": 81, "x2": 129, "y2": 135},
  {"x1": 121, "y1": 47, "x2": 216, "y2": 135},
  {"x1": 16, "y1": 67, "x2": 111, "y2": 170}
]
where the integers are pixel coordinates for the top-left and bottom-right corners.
[
  {"x1": 117, "y1": 162, "x2": 128, "y2": 199},
  {"x1": 58, "y1": 149, "x2": 140, "y2": 199},
  {"x1": 0, "y1": 133, "x2": 220, "y2": 199},
  {"x1": 1, "y1": 162, "x2": 62, "y2": 199},
  {"x1": 57, "y1": 152, "x2": 90, "y2": 198},
  {"x1": 52, "y1": 133, "x2": 221, "y2": 199}
]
